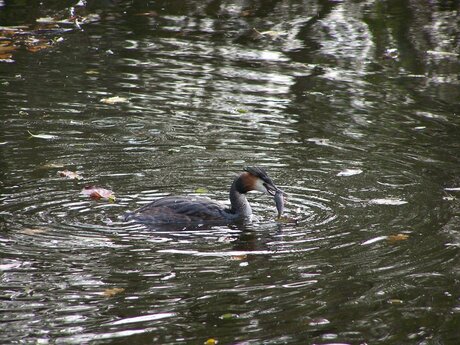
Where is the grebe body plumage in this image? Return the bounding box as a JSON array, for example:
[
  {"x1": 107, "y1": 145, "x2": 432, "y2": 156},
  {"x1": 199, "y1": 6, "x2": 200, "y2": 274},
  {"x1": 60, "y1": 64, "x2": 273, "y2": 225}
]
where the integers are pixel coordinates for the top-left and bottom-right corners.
[{"x1": 125, "y1": 167, "x2": 283, "y2": 225}]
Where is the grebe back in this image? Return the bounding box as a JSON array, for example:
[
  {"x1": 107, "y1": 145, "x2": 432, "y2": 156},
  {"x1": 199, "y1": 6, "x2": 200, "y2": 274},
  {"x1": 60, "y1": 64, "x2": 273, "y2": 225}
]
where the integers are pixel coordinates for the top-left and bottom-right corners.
[{"x1": 125, "y1": 167, "x2": 284, "y2": 224}]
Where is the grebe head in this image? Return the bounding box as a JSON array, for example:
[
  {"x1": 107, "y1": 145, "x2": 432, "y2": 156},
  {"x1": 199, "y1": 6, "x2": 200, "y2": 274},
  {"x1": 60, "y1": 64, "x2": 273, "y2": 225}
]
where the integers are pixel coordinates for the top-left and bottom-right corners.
[{"x1": 240, "y1": 167, "x2": 284, "y2": 196}]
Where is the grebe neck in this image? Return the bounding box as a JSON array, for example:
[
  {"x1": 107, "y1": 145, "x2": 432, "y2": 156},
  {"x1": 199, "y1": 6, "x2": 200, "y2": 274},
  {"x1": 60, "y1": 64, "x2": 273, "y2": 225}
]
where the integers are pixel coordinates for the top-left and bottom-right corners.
[{"x1": 229, "y1": 176, "x2": 252, "y2": 217}]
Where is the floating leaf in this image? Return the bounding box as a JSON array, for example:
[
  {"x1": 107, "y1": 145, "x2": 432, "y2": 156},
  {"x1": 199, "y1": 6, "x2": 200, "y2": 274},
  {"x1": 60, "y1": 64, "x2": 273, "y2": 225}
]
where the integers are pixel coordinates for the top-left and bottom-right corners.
[
  {"x1": 27, "y1": 130, "x2": 58, "y2": 140},
  {"x1": 368, "y1": 198, "x2": 407, "y2": 206},
  {"x1": 36, "y1": 17, "x2": 56, "y2": 23},
  {"x1": 0, "y1": 40, "x2": 17, "y2": 61},
  {"x1": 387, "y1": 233, "x2": 409, "y2": 243},
  {"x1": 85, "y1": 69, "x2": 99, "y2": 75},
  {"x1": 81, "y1": 186, "x2": 116, "y2": 202},
  {"x1": 236, "y1": 108, "x2": 248, "y2": 114},
  {"x1": 219, "y1": 313, "x2": 239, "y2": 320},
  {"x1": 103, "y1": 287, "x2": 125, "y2": 297},
  {"x1": 388, "y1": 299, "x2": 404, "y2": 304},
  {"x1": 427, "y1": 50, "x2": 458, "y2": 57},
  {"x1": 195, "y1": 187, "x2": 208, "y2": 194},
  {"x1": 19, "y1": 228, "x2": 48, "y2": 235},
  {"x1": 337, "y1": 168, "x2": 363, "y2": 177},
  {"x1": 0, "y1": 53, "x2": 14, "y2": 62},
  {"x1": 27, "y1": 44, "x2": 49, "y2": 53},
  {"x1": 58, "y1": 169, "x2": 83, "y2": 180},
  {"x1": 40, "y1": 163, "x2": 65, "y2": 169},
  {"x1": 259, "y1": 30, "x2": 285, "y2": 39},
  {"x1": 100, "y1": 96, "x2": 129, "y2": 104},
  {"x1": 307, "y1": 137, "x2": 330, "y2": 146},
  {"x1": 308, "y1": 318, "x2": 331, "y2": 326},
  {"x1": 0, "y1": 25, "x2": 28, "y2": 34},
  {"x1": 24, "y1": 35, "x2": 58, "y2": 53},
  {"x1": 204, "y1": 338, "x2": 218, "y2": 345},
  {"x1": 230, "y1": 255, "x2": 247, "y2": 261},
  {"x1": 217, "y1": 236, "x2": 234, "y2": 243}
]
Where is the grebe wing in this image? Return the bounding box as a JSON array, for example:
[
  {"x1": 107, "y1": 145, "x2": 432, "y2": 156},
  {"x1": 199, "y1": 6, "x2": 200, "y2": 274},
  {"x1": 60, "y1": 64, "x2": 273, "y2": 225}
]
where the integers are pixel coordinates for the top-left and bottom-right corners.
[{"x1": 126, "y1": 196, "x2": 232, "y2": 224}]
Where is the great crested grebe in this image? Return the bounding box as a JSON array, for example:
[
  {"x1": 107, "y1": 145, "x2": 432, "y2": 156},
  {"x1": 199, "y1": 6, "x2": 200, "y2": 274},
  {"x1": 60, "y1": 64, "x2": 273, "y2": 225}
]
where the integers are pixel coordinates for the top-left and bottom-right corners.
[{"x1": 125, "y1": 167, "x2": 284, "y2": 224}]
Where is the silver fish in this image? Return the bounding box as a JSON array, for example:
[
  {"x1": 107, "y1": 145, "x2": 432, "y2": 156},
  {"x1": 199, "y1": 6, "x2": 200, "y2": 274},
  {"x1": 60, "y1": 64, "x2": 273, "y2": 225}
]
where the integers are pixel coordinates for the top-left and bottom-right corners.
[{"x1": 274, "y1": 190, "x2": 284, "y2": 218}]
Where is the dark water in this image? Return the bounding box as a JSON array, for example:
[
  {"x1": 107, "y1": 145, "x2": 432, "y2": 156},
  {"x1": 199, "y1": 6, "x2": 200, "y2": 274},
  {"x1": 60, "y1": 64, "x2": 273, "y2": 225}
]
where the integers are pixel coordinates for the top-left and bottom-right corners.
[{"x1": 1, "y1": 1, "x2": 460, "y2": 344}]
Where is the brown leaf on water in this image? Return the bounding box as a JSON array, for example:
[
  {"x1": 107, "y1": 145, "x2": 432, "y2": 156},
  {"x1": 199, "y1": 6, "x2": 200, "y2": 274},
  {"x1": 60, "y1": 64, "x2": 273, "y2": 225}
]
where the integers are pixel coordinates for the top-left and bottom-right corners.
[
  {"x1": 230, "y1": 255, "x2": 247, "y2": 261},
  {"x1": 387, "y1": 233, "x2": 409, "y2": 244},
  {"x1": 81, "y1": 186, "x2": 116, "y2": 202},
  {"x1": 0, "y1": 51, "x2": 13, "y2": 61},
  {"x1": 0, "y1": 40, "x2": 16, "y2": 61},
  {"x1": 58, "y1": 169, "x2": 83, "y2": 180},
  {"x1": 0, "y1": 40, "x2": 16, "y2": 53},
  {"x1": 19, "y1": 228, "x2": 48, "y2": 235},
  {"x1": 103, "y1": 287, "x2": 125, "y2": 297},
  {"x1": 276, "y1": 215, "x2": 298, "y2": 224},
  {"x1": 26, "y1": 40, "x2": 53, "y2": 53}
]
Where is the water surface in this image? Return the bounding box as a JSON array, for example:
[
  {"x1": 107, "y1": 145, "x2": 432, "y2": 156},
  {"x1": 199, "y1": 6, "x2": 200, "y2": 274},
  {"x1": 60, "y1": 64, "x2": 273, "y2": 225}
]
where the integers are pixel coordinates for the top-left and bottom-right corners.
[{"x1": 1, "y1": 1, "x2": 459, "y2": 344}]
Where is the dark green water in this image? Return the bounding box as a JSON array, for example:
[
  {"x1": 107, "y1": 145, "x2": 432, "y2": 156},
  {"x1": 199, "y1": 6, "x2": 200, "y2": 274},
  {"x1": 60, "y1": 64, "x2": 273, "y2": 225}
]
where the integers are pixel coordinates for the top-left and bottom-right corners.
[{"x1": 1, "y1": 1, "x2": 459, "y2": 344}]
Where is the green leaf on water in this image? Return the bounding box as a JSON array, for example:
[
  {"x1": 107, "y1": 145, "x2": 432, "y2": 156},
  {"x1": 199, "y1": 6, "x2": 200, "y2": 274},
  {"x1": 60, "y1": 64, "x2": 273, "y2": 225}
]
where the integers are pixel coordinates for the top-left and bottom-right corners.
[
  {"x1": 27, "y1": 130, "x2": 58, "y2": 140},
  {"x1": 236, "y1": 108, "x2": 248, "y2": 114},
  {"x1": 219, "y1": 313, "x2": 239, "y2": 320},
  {"x1": 195, "y1": 187, "x2": 208, "y2": 194}
]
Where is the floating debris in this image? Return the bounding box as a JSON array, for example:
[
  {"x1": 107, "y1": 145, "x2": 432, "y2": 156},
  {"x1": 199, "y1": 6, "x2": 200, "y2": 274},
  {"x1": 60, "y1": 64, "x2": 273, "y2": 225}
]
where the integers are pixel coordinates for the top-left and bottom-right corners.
[
  {"x1": 27, "y1": 130, "x2": 58, "y2": 140},
  {"x1": 58, "y1": 169, "x2": 83, "y2": 180},
  {"x1": 100, "y1": 96, "x2": 129, "y2": 104},
  {"x1": 444, "y1": 187, "x2": 460, "y2": 192},
  {"x1": 81, "y1": 186, "x2": 116, "y2": 202},
  {"x1": 387, "y1": 233, "x2": 410, "y2": 244},
  {"x1": 337, "y1": 168, "x2": 363, "y2": 177},
  {"x1": 195, "y1": 187, "x2": 209, "y2": 194},
  {"x1": 103, "y1": 287, "x2": 125, "y2": 297},
  {"x1": 368, "y1": 198, "x2": 408, "y2": 206}
]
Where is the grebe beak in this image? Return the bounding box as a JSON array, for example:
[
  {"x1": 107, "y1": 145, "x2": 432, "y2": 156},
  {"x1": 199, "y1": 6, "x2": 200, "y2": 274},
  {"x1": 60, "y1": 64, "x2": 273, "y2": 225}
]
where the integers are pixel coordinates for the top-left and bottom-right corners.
[{"x1": 263, "y1": 182, "x2": 284, "y2": 197}]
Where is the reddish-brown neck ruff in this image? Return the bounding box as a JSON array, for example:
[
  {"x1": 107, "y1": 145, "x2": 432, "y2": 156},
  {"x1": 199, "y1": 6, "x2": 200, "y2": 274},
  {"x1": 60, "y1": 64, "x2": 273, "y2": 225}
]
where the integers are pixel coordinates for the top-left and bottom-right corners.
[{"x1": 234, "y1": 172, "x2": 260, "y2": 194}]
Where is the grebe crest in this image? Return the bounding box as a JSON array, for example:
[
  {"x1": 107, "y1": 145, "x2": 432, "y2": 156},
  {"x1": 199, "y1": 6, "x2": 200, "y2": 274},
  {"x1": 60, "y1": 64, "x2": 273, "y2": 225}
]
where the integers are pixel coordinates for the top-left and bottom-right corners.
[{"x1": 125, "y1": 166, "x2": 284, "y2": 225}]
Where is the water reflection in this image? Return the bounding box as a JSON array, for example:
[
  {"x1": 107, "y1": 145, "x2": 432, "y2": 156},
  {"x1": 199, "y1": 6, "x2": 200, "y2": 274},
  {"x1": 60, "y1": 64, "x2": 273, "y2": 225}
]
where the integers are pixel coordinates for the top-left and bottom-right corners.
[{"x1": 1, "y1": 0, "x2": 460, "y2": 344}]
